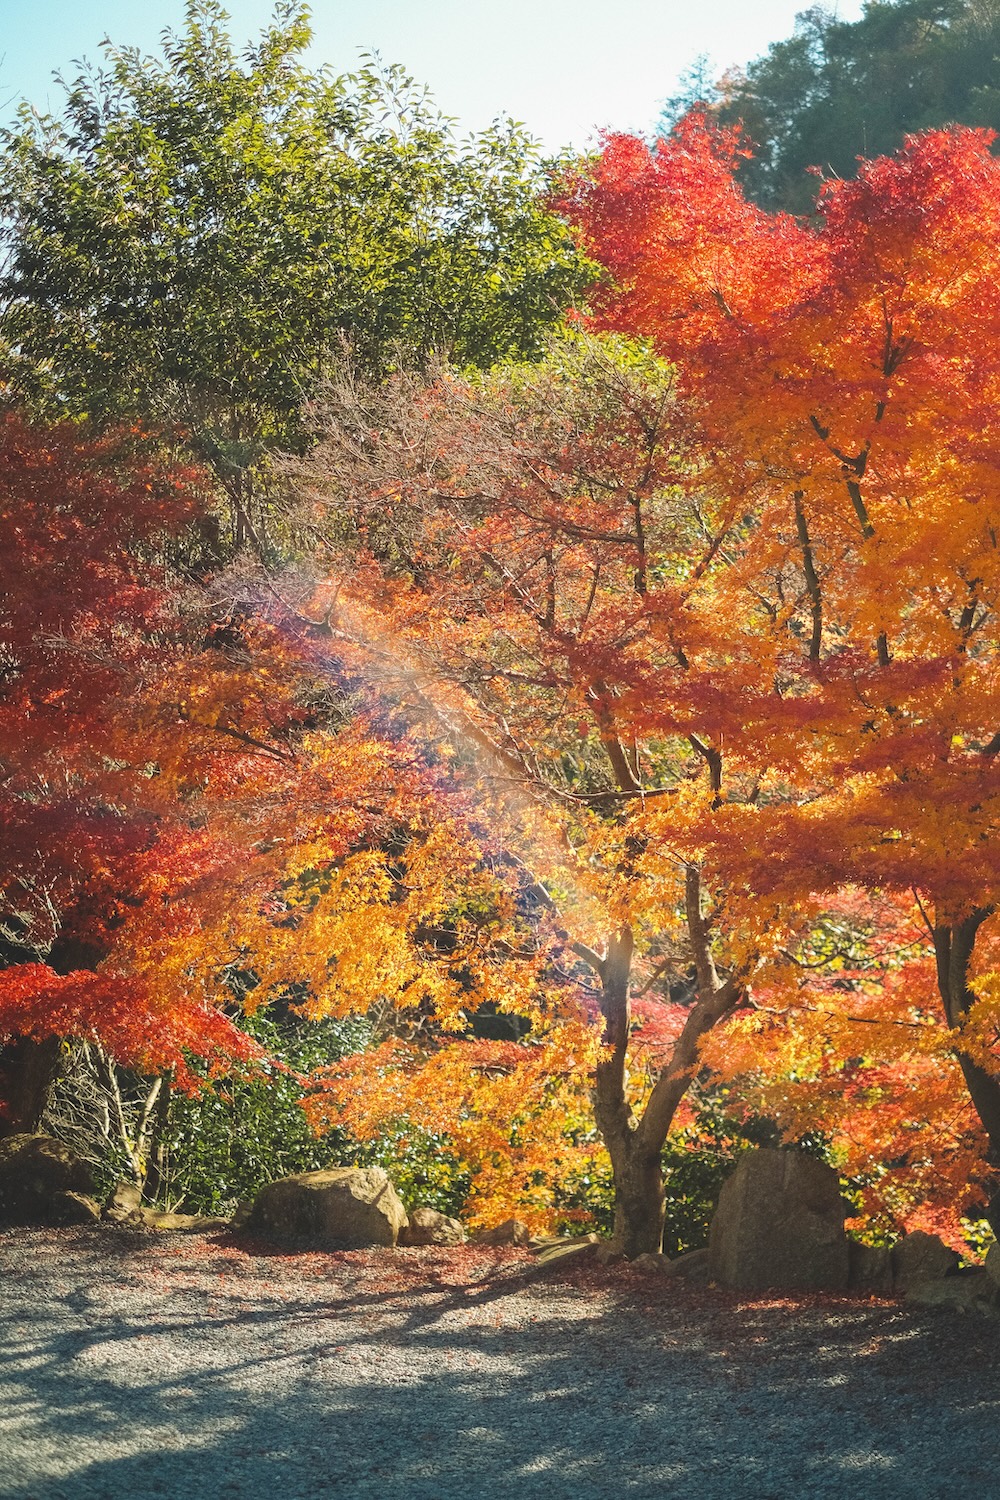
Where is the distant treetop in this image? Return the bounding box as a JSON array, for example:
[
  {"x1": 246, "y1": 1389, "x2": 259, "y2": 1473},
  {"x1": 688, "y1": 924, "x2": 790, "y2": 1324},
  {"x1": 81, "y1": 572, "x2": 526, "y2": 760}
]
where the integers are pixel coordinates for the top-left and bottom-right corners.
[{"x1": 659, "y1": 0, "x2": 1000, "y2": 213}]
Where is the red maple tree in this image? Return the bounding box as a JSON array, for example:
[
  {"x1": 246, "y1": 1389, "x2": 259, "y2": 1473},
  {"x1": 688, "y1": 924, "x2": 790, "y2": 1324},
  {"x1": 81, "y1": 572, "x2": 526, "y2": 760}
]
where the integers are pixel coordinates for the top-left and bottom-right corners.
[
  {"x1": 0, "y1": 414, "x2": 530, "y2": 1162},
  {"x1": 560, "y1": 118, "x2": 1000, "y2": 1227}
]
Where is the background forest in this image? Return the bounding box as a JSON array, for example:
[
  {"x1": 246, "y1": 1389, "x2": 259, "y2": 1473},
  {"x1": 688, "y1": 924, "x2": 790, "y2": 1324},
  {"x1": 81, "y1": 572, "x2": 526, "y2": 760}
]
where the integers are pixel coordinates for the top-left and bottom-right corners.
[{"x1": 5, "y1": 0, "x2": 1000, "y2": 1258}]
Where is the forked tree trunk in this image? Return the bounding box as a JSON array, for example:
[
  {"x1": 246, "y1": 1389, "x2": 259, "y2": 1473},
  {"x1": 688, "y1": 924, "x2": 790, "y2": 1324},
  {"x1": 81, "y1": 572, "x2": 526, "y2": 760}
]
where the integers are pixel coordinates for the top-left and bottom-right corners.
[
  {"x1": 933, "y1": 909, "x2": 1000, "y2": 1229},
  {"x1": 589, "y1": 868, "x2": 744, "y2": 1256},
  {"x1": 592, "y1": 926, "x2": 668, "y2": 1256}
]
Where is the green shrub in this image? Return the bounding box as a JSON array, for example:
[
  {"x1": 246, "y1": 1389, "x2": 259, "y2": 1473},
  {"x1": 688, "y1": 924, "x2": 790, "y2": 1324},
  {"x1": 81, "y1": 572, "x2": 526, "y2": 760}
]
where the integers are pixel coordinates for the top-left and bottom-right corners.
[{"x1": 162, "y1": 1009, "x2": 470, "y2": 1217}]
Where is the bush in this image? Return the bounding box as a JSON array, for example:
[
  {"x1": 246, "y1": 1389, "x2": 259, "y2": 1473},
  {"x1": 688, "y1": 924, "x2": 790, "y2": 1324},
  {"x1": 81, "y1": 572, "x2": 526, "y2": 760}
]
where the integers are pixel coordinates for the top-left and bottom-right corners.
[{"x1": 45, "y1": 1006, "x2": 473, "y2": 1218}]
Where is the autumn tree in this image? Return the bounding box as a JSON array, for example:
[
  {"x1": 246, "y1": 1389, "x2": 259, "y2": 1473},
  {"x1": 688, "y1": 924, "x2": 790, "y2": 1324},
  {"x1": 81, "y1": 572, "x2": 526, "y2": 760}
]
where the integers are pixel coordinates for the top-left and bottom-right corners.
[
  {"x1": 0, "y1": 411, "x2": 258, "y2": 1131},
  {"x1": 561, "y1": 117, "x2": 1000, "y2": 1228},
  {"x1": 285, "y1": 335, "x2": 869, "y2": 1255},
  {"x1": 695, "y1": 887, "x2": 990, "y2": 1245},
  {"x1": 0, "y1": 409, "x2": 552, "y2": 1196},
  {"x1": 0, "y1": 1, "x2": 590, "y2": 548}
]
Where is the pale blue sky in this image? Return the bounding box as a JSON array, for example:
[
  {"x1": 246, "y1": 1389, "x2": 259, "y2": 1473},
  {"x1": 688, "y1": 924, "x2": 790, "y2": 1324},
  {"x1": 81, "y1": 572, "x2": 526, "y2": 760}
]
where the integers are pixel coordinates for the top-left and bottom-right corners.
[{"x1": 2, "y1": 1, "x2": 864, "y2": 149}]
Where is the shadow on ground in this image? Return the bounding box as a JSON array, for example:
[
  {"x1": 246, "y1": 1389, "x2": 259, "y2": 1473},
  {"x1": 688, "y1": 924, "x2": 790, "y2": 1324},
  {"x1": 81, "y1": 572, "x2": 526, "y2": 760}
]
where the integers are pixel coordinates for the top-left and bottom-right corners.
[{"x1": 2, "y1": 1233, "x2": 998, "y2": 1500}]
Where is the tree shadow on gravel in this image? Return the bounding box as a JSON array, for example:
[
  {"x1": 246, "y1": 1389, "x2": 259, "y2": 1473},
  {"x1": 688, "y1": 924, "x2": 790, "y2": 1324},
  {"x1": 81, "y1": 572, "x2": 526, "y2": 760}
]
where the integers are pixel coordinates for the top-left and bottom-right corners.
[{"x1": 3, "y1": 1249, "x2": 1000, "y2": 1500}]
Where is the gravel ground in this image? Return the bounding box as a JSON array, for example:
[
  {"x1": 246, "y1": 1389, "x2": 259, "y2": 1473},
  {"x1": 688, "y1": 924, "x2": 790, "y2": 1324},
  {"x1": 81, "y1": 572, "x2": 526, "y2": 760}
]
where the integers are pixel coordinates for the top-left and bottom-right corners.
[{"x1": 2, "y1": 1226, "x2": 999, "y2": 1500}]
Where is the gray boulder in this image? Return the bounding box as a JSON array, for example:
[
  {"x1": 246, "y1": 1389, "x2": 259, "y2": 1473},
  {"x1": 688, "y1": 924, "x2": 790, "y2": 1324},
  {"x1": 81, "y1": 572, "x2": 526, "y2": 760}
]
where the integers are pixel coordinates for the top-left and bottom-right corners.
[
  {"x1": 708, "y1": 1149, "x2": 850, "y2": 1291},
  {"x1": 890, "y1": 1231, "x2": 961, "y2": 1288},
  {"x1": 141, "y1": 1210, "x2": 230, "y2": 1233},
  {"x1": 906, "y1": 1271, "x2": 999, "y2": 1314},
  {"x1": 662, "y1": 1247, "x2": 711, "y2": 1282},
  {"x1": 471, "y1": 1217, "x2": 533, "y2": 1246},
  {"x1": 398, "y1": 1207, "x2": 466, "y2": 1246},
  {"x1": 594, "y1": 1241, "x2": 626, "y2": 1266},
  {"x1": 52, "y1": 1191, "x2": 102, "y2": 1226},
  {"x1": 631, "y1": 1251, "x2": 672, "y2": 1273},
  {"x1": 247, "y1": 1167, "x2": 407, "y2": 1249},
  {"x1": 104, "y1": 1180, "x2": 144, "y2": 1226},
  {"x1": 0, "y1": 1134, "x2": 95, "y2": 1226}
]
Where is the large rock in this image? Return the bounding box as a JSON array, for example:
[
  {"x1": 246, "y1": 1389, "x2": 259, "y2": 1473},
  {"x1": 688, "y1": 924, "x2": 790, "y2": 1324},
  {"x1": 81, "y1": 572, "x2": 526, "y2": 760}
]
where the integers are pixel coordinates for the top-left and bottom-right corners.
[
  {"x1": 708, "y1": 1149, "x2": 850, "y2": 1291},
  {"x1": 662, "y1": 1247, "x2": 711, "y2": 1283},
  {"x1": 985, "y1": 1242, "x2": 1000, "y2": 1288},
  {"x1": 398, "y1": 1207, "x2": 466, "y2": 1246},
  {"x1": 631, "y1": 1251, "x2": 672, "y2": 1273},
  {"x1": 141, "y1": 1210, "x2": 230, "y2": 1233},
  {"x1": 890, "y1": 1231, "x2": 961, "y2": 1289},
  {"x1": 246, "y1": 1167, "x2": 407, "y2": 1249},
  {"x1": 906, "y1": 1271, "x2": 999, "y2": 1314},
  {"x1": 0, "y1": 1135, "x2": 95, "y2": 1226},
  {"x1": 471, "y1": 1217, "x2": 533, "y2": 1246},
  {"x1": 104, "y1": 1181, "x2": 145, "y2": 1226},
  {"x1": 51, "y1": 1191, "x2": 102, "y2": 1226}
]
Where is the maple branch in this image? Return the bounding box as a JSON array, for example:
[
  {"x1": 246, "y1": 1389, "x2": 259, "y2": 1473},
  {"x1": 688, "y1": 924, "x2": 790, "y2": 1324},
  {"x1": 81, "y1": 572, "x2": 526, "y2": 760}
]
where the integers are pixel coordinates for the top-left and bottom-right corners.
[
  {"x1": 793, "y1": 490, "x2": 823, "y2": 663},
  {"x1": 686, "y1": 523, "x2": 731, "y2": 591},
  {"x1": 751, "y1": 1003, "x2": 932, "y2": 1031},
  {"x1": 685, "y1": 863, "x2": 721, "y2": 997},
  {"x1": 809, "y1": 414, "x2": 870, "y2": 483},
  {"x1": 633, "y1": 956, "x2": 678, "y2": 998},
  {"x1": 480, "y1": 549, "x2": 545, "y2": 622},
  {"x1": 912, "y1": 888, "x2": 936, "y2": 940},
  {"x1": 688, "y1": 734, "x2": 722, "y2": 802},
  {"x1": 579, "y1": 561, "x2": 602, "y2": 634},
  {"x1": 844, "y1": 478, "x2": 875, "y2": 539},
  {"x1": 630, "y1": 491, "x2": 647, "y2": 596},
  {"x1": 543, "y1": 547, "x2": 556, "y2": 631},
  {"x1": 635, "y1": 969, "x2": 744, "y2": 1154},
  {"x1": 933, "y1": 906, "x2": 994, "y2": 1029},
  {"x1": 580, "y1": 784, "x2": 678, "y2": 806},
  {"x1": 835, "y1": 477, "x2": 890, "y2": 664},
  {"x1": 779, "y1": 946, "x2": 859, "y2": 971},
  {"x1": 570, "y1": 939, "x2": 606, "y2": 979},
  {"x1": 588, "y1": 680, "x2": 642, "y2": 794},
  {"x1": 497, "y1": 471, "x2": 638, "y2": 547},
  {"x1": 178, "y1": 711, "x2": 298, "y2": 764}
]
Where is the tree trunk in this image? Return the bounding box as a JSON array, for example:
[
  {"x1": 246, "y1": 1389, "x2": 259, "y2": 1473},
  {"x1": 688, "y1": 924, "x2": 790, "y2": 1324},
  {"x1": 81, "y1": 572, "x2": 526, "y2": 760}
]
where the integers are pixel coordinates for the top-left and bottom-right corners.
[
  {"x1": 0, "y1": 1035, "x2": 62, "y2": 1137},
  {"x1": 0, "y1": 933, "x2": 104, "y2": 1138},
  {"x1": 141, "y1": 1072, "x2": 174, "y2": 1205},
  {"x1": 591, "y1": 925, "x2": 667, "y2": 1254},
  {"x1": 604, "y1": 1132, "x2": 667, "y2": 1258},
  {"x1": 933, "y1": 910, "x2": 1000, "y2": 1229},
  {"x1": 588, "y1": 870, "x2": 745, "y2": 1257}
]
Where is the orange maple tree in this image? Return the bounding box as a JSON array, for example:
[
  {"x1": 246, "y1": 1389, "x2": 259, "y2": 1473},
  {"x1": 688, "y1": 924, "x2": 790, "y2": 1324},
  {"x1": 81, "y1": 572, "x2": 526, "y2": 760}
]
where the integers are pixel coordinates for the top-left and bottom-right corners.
[
  {"x1": 558, "y1": 117, "x2": 1000, "y2": 1230},
  {"x1": 0, "y1": 413, "x2": 548, "y2": 1193},
  {"x1": 292, "y1": 340, "x2": 866, "y2": 1253}
]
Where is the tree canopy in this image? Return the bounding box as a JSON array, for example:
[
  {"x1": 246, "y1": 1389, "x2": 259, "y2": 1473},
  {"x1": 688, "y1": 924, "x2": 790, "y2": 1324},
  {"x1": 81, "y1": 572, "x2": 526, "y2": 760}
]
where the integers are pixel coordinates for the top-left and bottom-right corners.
[
  {"x1": 672, "y1": 0, "x2": 1000, "y2": 212},
  {"x1": 561, "y1": 115, "x2": 1000, "y2": 1228},
  {"x1": 0, "y1": 1, "x2": 590, "y2": 541},
  {"x1": 5, "y1": 6, "x2": 1000, "y2": 1254}
]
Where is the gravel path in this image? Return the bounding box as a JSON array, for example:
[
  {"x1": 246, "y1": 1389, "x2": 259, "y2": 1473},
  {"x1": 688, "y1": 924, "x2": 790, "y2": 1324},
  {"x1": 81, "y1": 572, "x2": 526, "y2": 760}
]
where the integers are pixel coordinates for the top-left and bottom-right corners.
[{"x1": 2, "y1": 1226, "x2": 999, "y2": 1499}]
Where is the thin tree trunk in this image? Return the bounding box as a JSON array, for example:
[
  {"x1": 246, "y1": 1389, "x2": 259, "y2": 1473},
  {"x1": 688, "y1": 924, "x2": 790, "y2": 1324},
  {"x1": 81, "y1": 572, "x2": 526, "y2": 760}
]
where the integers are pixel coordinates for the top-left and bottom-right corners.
[
  {"x1": 933, "y1": 909, "x2": 1000, "y2": 1229},
  {"x1": 0, "y1": 934, "x2": 103, "y2": 1139},
  {"x1": 142, "y1": 1072, "x2": 173, "y2": 1205}
]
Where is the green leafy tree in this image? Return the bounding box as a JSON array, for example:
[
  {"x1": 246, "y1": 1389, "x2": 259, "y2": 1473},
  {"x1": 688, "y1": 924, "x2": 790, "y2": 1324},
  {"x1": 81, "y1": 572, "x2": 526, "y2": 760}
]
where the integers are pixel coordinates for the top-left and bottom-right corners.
[
  {"x1": 674, "y1": 0, "x2": 1000, "y2": 212},
  {"x1": 0, "y1": 1, "x2": 590, "y2": 545}
]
